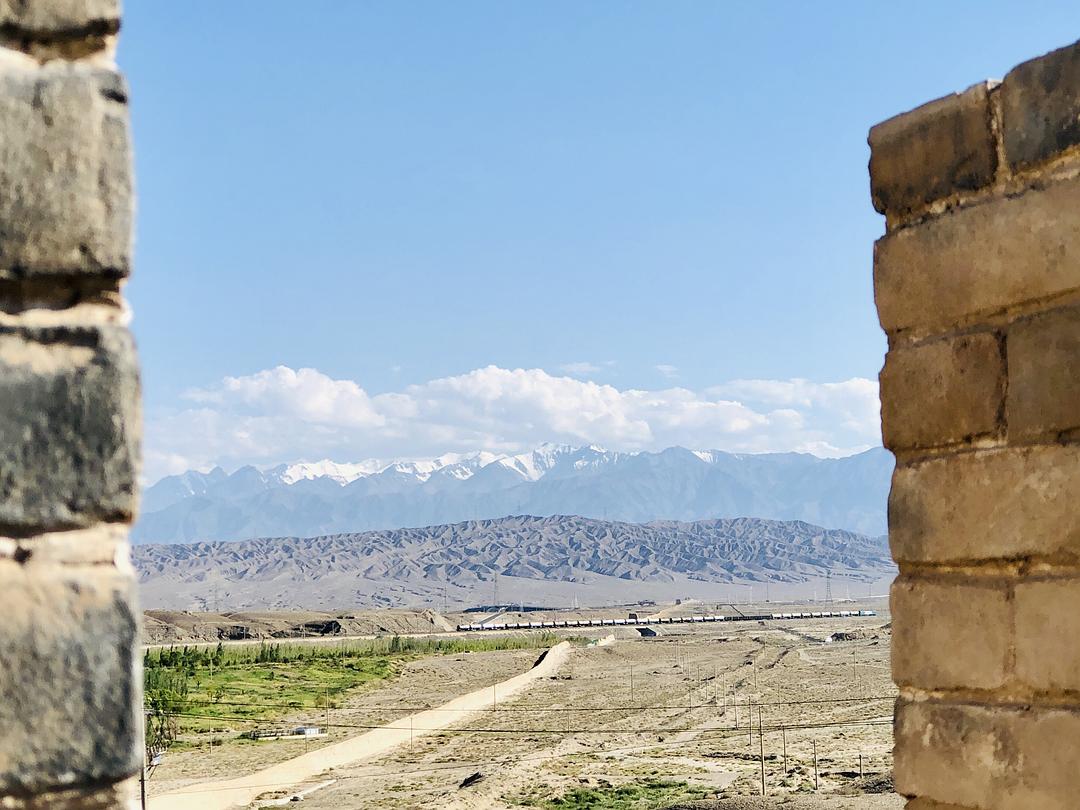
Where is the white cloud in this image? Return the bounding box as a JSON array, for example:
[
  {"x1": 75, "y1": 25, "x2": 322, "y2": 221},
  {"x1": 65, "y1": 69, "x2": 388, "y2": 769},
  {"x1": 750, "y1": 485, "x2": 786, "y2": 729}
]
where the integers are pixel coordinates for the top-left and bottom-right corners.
[
  {"x1": 144, "y1": 365, "x2": 882, "y2": 482},
  {"x1": 655, "y1": 364, "x2": 679, "y2": 379}
]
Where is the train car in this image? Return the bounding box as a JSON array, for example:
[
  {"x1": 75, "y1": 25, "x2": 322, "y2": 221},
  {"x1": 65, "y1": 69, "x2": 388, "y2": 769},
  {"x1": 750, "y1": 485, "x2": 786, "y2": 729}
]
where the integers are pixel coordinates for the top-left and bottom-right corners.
[{"x1": 859, "y1": 610, "x2": 878, "y2": 616}]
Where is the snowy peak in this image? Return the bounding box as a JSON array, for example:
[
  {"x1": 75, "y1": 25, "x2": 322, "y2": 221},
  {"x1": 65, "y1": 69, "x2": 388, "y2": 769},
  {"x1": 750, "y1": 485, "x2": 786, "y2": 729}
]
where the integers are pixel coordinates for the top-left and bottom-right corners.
[
  {"x1": 269, "y1": 460, "x2": 386, "y2": 486},
  {"x1": 136, "y1": 445, "x2": 894, "y2": 546}
]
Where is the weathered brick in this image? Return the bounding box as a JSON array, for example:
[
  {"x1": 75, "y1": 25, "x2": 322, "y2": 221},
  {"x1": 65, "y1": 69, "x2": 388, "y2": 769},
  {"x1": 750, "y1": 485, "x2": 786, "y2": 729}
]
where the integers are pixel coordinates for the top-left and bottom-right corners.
[
  {"x1": 896, "y1": 700, "x2": 1080, "y2": 809},
  {"x1": 0, "y1": 324, "x2": 139, "y2": 533},
  {"x1": 0, "y1": 560, "x2": 140, "y2": 794},
  {"x1": 1015, "y1": 578, "x2": 1080, "y2": 692},
  {"x1": 1007, "y1": 305, "x2": 1080, "y2": 441},
  {"x1": 869, "y1": 82, "x2": 996, "y2": 222},
  {"x1": 0, "y1": 60, "x2": 130, "y2": 282},
  {"x1": 894, "y1": 700, "x2": 1013, "y2": 808},
  {"x1": 874, "y1": 174, "x2": 1080, "y2": 337},
  {"x1": 891, "y1": 576, "x2": 1010, "y2": 691},
  {"x1": 890, "y1": 446, "x2": 1080, "y2": 563},
  {"x1": 0, "y1": 1, "x2": 118, "y2": 34},
  {"x1": 0, "y1": 776, "x2": 137, "y2": 809},
  {"x1": 879, "y1": 332, "x2": 1003, "y2": 451},
  {"x1": 1001, "y1": 39, "x2": 1080, "y2": 170}
]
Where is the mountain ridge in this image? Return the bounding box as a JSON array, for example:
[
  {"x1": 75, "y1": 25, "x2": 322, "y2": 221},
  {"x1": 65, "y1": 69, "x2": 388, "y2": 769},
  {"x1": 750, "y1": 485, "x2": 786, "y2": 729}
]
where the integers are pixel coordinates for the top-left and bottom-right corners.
[
  {"x1": 133, "y1": 514, "x2": 895, "y2": 611},
  {"x1": 135, "y1": 445, "x2": 892, "y2": 544}
]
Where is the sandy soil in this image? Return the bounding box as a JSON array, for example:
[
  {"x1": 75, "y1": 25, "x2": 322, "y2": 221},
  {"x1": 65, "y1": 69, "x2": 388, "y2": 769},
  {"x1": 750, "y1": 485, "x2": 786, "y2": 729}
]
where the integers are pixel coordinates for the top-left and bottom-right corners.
[
  {"x1": 146, "y1": 646, "x2": 546, "y2": 798},
  {"x1": 290, "y1": 612, "x2": 899, "y2": 809},
  {"x1": 146, "y1": 600, "x2": 900, "y2": 809},
  {"x1": 150, "y1": 644, "x2": 570, "y2": 810}
]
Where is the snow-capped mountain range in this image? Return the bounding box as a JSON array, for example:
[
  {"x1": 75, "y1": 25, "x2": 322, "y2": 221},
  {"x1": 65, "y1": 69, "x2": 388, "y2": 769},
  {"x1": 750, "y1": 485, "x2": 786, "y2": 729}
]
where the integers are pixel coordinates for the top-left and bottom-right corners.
[{"x1": 135, "y1": 444, "x2": 892, "y2": 544}]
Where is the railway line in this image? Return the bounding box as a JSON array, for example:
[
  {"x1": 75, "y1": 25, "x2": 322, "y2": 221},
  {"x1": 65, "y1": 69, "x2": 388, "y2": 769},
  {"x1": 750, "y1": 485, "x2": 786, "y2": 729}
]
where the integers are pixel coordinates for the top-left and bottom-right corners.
[{"x1": 456, "y1": 609, "x2": 876, "y2": 632}]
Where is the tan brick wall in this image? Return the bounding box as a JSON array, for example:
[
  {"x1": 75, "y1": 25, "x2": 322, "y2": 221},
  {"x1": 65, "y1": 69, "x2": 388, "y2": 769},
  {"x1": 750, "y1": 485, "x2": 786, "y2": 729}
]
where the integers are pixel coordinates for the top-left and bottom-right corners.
[
  {"x1": 872, "y1": 37, "x2": 1080, "y2": 810},
  {"x1": 0, "y1": 1, "x2": 140, "y2": 808}
]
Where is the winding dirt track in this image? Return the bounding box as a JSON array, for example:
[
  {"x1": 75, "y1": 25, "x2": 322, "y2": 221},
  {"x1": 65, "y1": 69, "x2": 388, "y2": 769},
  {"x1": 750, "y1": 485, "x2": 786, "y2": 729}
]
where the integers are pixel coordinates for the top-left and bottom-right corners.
[{"x1": 150, "y1": 641, "x2": 571, "y2": 810}]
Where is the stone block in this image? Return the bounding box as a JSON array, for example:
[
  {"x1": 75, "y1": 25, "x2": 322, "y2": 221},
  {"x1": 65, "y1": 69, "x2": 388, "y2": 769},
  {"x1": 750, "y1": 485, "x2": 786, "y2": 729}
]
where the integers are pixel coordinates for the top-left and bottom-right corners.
[
  {"x1": 0, "y1": 1, "x2": 119, "y2": 36},
  {"x1": 1007, "y1": 305, "x2": 1080, "y2": 441},
  {"x1": 896, "y1": 700, "x2": 1080, "y2": 809},
  {"x1": 0, "y1": 324, "x2": 139, "y2": 533},
  {"x1": 869, "y1": 82, "x2": 996, "y2": 222},
  {"x1": 1001, "y1": 39, "x2": 1080, "y2": 170},
  {"x1": 0, "y1": 560, "x2": 140, "y2": 795},
  {"x1": 891, "y1": 575, "x2": 1010, "y2": 691},
  {"x1": 894, "y1": 700, "x2": 1013, "y2": 808},
  {"x1": 890, "y1": 446, "x2": 1080, "y2": 563},
  {"x1": 1015, "y1": 578, "x2": 1080, "y2": 691},
  {"x1": 874, "y1": 174, "x2": 1080, "y2": 338},
  {"x1": 0, "y1": 775, "x2": 137, "y2": 809},
  {"x1": 0, "y1": 60, "x2": 130, "y2": 282},
  {"x1": 879, "y1": 332, "x2": 1003, "y2": 451}
]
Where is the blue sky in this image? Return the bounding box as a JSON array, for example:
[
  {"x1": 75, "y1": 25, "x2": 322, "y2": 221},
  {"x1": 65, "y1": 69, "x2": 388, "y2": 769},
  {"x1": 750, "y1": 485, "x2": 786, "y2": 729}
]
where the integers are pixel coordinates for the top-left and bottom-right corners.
[{"x1": 119, "y1": 3, "x2": 1080, "y2": 480}]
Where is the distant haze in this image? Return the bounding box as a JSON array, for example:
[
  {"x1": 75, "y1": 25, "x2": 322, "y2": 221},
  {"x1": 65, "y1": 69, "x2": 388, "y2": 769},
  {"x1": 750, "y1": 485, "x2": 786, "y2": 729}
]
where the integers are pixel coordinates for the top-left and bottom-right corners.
[{"x1": 135, "y1": 444, "x2": 892, "y2": 544}]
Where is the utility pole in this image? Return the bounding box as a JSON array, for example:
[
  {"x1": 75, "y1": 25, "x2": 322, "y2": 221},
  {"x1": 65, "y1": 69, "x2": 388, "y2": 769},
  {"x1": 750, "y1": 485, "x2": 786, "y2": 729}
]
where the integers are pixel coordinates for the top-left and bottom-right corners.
[
  {"x1": 629, "y1": 664, "x2": 635, "y2": 703},
  {"x1": 853, "y1": 648, "x2": 857, "y2": 680},
  {"x1": 759, "y1": 706, "x2": 766, "y2": 796},
  {"x1": 325, "y1": 686, "x2": 330, "y2": 732},
  {"x1": 748, "y1": 700, "x2": 753, "y2": 747},
  {"x1": 813, "y1": 740, "x2": 819, "y2": 790},
  {"x1": 782, "y1": 725, "x2": 788, "y2": 775}
]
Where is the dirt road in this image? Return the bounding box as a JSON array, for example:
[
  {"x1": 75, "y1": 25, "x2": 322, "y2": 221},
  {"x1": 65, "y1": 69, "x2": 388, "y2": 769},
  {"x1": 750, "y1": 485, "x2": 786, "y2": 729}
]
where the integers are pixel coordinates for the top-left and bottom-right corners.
[{"x1": 150, "y1": 642, "x2": 570, "y2": 810}]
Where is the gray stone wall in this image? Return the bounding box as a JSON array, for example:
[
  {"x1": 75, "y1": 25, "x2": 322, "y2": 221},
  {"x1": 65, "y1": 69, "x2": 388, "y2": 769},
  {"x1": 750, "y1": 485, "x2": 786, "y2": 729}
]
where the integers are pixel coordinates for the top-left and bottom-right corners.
[
  {"x1": 0, "y1": 1, "x2": 140, "y2": 807},
  {"x1": 871, "y1": 38, "x2": 1080, "y2": 810}
]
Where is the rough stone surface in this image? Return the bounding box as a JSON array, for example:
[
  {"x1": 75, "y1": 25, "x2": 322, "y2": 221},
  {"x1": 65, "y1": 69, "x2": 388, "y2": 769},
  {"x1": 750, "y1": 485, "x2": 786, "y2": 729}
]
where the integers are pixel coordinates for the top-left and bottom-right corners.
[
  {"x1": 0, "y1": 60, "x2": 130, "y2": 282},
  {"x1": 0, "y1": 1, "x2": 119, "y2": 35},
  {"x1": 0, "y1": 561, "x2": 140, "y2": 795},
  {"x1": 898, "y1": 700, "x2": 1080, "y2": 809},
  {"x1": 1001, "y1": 40, "x2": 1080, "y2": 170},
  {"x1": 869, "y1": 83, "x2": 996, "y2": 221},
  {"x1": 891, "y1": 576, "x2": 1010, "y2": 691},
  {"x1": 894, "y1": 700, "x2": 1013, "y2": 809},
  {"x1": 889, "y1": 446, "x2": 1080, "y2": 563},
  {"x1": 0, "y1": 324, "x2": 139, "y2": 533},
  {"x1": 1015, "y1": 578, "x2": 1080, "y2": 692},
  {"x1": 879, "y1": 332, "x2": 1003, "y2": 451},
  {"x1": 1007, "y1": 305, "x2": 1080, "y2": 441},
  {"x1": 0, "y1": 776, "x2": 137, "y2": 809},
  {"x1": 874, "y1": 173, "x2": 1080, "y2": 338}
]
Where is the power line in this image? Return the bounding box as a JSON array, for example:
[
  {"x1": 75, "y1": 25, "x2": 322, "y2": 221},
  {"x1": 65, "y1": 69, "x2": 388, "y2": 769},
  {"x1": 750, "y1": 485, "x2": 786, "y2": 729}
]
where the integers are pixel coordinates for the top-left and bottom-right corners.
[
  {"x1": 157, "y1": 693, "x2": 898, "y2": 715},
  {"x1": 151, "y1": 719, "x2": 893, "y2": 797},
  {"x1": 154, "y1": 709, "x2": 892, "y2": 737}
]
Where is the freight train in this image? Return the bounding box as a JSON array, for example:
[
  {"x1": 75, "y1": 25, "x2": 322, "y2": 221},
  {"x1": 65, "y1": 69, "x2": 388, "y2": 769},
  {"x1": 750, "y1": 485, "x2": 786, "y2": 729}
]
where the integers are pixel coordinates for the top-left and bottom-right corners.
[{"x1": 456, "y1": 609, "x2": 877, "y2": 632}]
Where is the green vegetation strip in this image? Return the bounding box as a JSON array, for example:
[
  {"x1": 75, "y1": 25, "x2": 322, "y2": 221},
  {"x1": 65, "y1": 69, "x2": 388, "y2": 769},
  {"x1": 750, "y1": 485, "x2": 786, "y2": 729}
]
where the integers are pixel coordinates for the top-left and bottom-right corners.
[
  {"x1": 515, "y1": 779, "x2": 713, "y2": 809},
  {"x1": 145, "y1": 634, "x2": 558, "y2": 740}
]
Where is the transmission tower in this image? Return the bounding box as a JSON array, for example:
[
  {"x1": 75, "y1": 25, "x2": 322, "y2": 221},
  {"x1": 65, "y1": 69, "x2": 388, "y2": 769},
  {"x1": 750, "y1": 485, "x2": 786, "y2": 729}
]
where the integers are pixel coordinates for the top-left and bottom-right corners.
[{"x1": 825, "y1": 571, "x2": 833, "y2": 604}]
